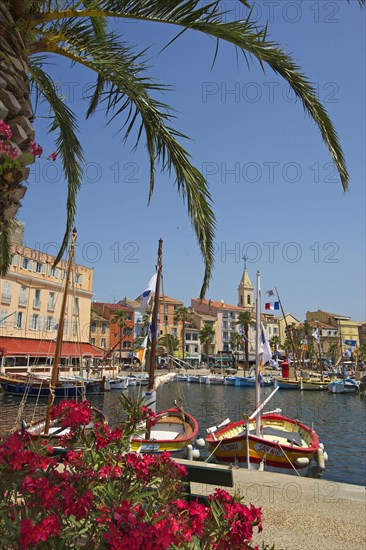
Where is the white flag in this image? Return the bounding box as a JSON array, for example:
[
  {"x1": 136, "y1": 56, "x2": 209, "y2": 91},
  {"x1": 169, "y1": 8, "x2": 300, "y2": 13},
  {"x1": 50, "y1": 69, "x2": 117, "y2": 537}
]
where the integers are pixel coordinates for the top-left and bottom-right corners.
[
  {"x1": 312, "y1": 329, "x2": 320, "y2": 344},
  {"x1": 140, "y1": 273, "x2": 157, "y2": 310},
  {"x1": 260, "y1": 323, "x2": 272, "y2": 365}
]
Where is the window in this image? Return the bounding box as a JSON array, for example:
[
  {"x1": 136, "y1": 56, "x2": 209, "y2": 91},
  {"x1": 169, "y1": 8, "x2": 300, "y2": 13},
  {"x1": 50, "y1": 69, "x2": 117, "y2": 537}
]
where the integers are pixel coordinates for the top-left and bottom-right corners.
[
  {"x1": 60, "y1": 269, "x2": 66, "y2": 280},
  {"x1": 73, "y1": 297, "x2": 79, "y2": 315},
  {"x1": 33, "y1": 289, "x2": 41, "y2": 308},
  {"x1": 14, "y1": 311, "x2": 24, "y2": 329},
  {"x1": 49, "y1": 266, "x2": 58, "y2": 278},
  {"x1": 44, "y1": 316, "x2": 53, "y2": 331},
  {"x1": 101, "y1": 322, "x2": 107, "y2": 334},
  {"x1": 171, "y1": 328, "x2": 177, "y2": 335},
  {"x1": 222, "y1": 312, "x2": 228, "y2": 318},
  {"x1": 186, "y1": 332, "x2": 191, "y2": 341},
  {"x1": 48, "y1": 292, "x2": 55, "y2": 311},
  {"x1": 72, "y1": 321, "x2": 78, "y2": 336},
  {"x1": 75, "y1": 273, "x2": 83, "y2": 284},
  {"x1": 230, "y1": 312, "x2": 236, "y2": 319},
  {"x1": 0, "y1": 310, "x2": 8, "y2": 328},
  {"x1": 123, "y1": 327, "x2": 130, "y2": 336},
  {"x1": 230, "y1": 322, "x2": 235, "y2": 330},
  {"x1": 185, "y1": 345, "x2": 189, "y2": 353},
  {"x1": 12, "y1": 254, "x2": 19, "y2": 267},
  {"x1": 2, "y1": 281, "x2": 11, "y2": 304},
  {"x1": 273, "y1": 327, "x2": 278, "y2": 335},
  {"x1": 29, "y1": 313, "x2": 41, "y2": 331},
  {"x1": 33, "y1": 262, "x2": 45, "y2": 274},
  {"x1": 192, "y1": 334, "x2": 198, "y2": 341},
  {"x1": 247, "y1": 294, "x2": 251, "y2": 305},
  {"x1": 91, "y1": 338, "x2": 96, "y2": 346},
  {"x1": 19, "y1": 286, "x2": 27, "y2": 306},
  {"x1": 22, "y1": 258, "x2": 32, "y2": 270},
  {"x1": 240, "y1": 295, "x2": 243, "y2": 306},
  {"x1": 223, "y1": 321, "x2": 228, "y2": 330},
  {"x1": 194, "y1": 346, "x2": 198, "y2": 353},
  {"x1": 164, "y1": 315, "x2": 168, "y2": 323},
  {"x1": 91, "y1": 322, "x2": 97, "y2": 333},
  {"x1": 223, "y1": 332, "x2": 228, "y2": 341},
  {"x1": 101, "y1": 338, "x2": 106, "y2": 348}
]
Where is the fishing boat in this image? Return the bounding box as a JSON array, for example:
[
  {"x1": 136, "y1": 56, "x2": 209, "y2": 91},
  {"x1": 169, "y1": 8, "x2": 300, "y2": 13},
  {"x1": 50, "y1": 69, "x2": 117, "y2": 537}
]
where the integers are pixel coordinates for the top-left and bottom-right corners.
[
  {"x1": 328, "y1": 378, "x2": 358, "y2": 394},
  {"x1": 20, "y1": 229, "x2": 106, "y2": 445},
  {"x1": 130, "y1": 240, "x2": 200, "y2": 458},
  {"x1": 300, "y1": 373, "x2": 330, "y2": 391},
  {"x1": 205, "y1": 374, "x2": 225, "y2": 385},
  {"x1": 0, "y1": 372, "x2": 87, "y2": 397},
  {"x1": 235, "y1": 375, "x2": 272, "y2": 387},
  {"x1": 205, "y1": 273, "x2": 327, "y2": 477},
  {"x1": 274, "y1": 378, "x2": 300, "y2": 390}
]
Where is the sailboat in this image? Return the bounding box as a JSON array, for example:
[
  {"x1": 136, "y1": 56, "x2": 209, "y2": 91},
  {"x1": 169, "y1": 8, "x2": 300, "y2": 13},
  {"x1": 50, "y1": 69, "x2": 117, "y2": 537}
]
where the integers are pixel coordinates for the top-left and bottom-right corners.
[
  {"x1": 206, "y1": 271, "x2": 327, "y2": 477},
  {"x1": 20, "y1": 229, "x2": 106, "y2": 442},
  {"x1": 130, "y1": 240, "x2": 200, "y2": 458}
]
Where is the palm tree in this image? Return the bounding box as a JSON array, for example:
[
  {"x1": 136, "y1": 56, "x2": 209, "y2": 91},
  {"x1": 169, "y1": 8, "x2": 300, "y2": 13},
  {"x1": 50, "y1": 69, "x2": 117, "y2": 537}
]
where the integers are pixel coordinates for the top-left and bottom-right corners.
[
  {"x1": 1, "y1": 1, "x2": 361, "y2": 291},
  {"x1": 270, "y1": 336, "x2": 280, "y2": 355},
  {"x1": 174, "y1": 306, "x2": 193, "y2": 361},
  {"x1": 229, "y1": 332, "x2": 243, "y2": 367},
  {"x1": 111, "y1": 309, "x2": 127, "y2": 364},
  {"x1": 328, "y1": 342, "x2": 339, "y2": 365},
  {"x1": 158, "y1": 334, "x2": 179, "y2": 356},
  {"x1": 236, "y1": 311, "x2": 253, "y2": 373},
  {"x1": 199, "y1": 323, "x2": 215, "y2": 364}
]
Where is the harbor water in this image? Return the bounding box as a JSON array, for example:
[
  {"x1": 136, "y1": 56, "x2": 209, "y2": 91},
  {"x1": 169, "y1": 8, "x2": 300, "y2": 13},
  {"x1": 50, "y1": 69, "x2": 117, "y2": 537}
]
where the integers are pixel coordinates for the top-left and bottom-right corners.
[{"x1": 1, "y1": 381, "x2": 365, "y2": 486}]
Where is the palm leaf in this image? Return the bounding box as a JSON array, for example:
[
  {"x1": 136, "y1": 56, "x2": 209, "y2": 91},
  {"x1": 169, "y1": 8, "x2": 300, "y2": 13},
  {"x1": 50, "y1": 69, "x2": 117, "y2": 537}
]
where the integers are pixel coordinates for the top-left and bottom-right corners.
[
  {"x1": 30, "y1": 22, "x2": 215, "y2": 297},
  {"x1": 28, "y1": 58, "x2": 84, "y2": 264},
  {"x1": 0, "y1": 220, "x2": 13, "y2": 276},
  {"x1": 42, "y1": 0, "x2": 349, "y2": 190}
]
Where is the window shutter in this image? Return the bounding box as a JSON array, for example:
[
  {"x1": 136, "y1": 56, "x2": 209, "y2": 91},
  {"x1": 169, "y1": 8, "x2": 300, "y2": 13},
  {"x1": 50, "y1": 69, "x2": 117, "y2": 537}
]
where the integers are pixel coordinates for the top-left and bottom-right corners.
[
  {"x1": 28, "y1": 260, "x2": 33, "y2": 271},
  {"x1": 37, "y1": 315, "x2": 42, "y2": 331},
  {"x1": 28, "y1": 314, "x2": 34, "y2": 330},
  {"x1": 12, "y1": 254, "x2": 19, "y2": 267},
  {"x1": 41, "y1": 264, "x2": 46, "y2": 274}
]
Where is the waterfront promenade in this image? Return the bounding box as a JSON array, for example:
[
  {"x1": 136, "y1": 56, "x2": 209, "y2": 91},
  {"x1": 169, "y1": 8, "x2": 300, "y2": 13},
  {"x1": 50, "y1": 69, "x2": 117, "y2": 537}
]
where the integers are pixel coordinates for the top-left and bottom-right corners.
[{"x1": 177, "y1": 459, "x2": 366, "y2": 550}]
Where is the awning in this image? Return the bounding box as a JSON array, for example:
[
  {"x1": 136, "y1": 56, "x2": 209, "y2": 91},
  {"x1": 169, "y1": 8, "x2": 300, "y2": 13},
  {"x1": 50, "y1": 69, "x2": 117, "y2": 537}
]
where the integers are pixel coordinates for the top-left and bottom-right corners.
[{"x1": 0, "y1": 337, "x2": 103, "y2": 358}]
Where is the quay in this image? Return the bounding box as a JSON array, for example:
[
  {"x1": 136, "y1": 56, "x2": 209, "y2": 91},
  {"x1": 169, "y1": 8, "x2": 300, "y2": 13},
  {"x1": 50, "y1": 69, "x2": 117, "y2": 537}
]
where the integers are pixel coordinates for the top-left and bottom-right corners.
[{"x1": 176, "y1": 459, "x2": 366, "y2": 550}]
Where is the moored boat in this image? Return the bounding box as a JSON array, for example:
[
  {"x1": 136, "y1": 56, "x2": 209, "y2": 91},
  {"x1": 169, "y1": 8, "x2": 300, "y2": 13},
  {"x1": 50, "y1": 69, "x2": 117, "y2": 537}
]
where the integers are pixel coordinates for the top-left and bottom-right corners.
[
  {"x1": 274, "y1": 378, "x2": 300, "y2": 390},
  {"x1": 235, "y1": 375, "x2": 272, "y2": 387},
  {"x1": 0, "y1": 373, "x2": 88, "y2": 398},
  {"x1": 129, "y1": 240, "x2": 200, "y2": 458},
  {"x1": 328, "y1": 378, "x2": 358, "y2": 394},
  {"x1": 205, "y1": 273, "x2": 327, "y2": 477}
]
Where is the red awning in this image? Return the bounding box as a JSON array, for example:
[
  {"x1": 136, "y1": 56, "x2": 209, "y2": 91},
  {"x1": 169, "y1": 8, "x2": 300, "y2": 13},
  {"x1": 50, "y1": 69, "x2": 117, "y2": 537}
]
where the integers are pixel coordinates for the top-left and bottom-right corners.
[{"x1": 0, "y1": 337, "x2": 103, "y2": 358}]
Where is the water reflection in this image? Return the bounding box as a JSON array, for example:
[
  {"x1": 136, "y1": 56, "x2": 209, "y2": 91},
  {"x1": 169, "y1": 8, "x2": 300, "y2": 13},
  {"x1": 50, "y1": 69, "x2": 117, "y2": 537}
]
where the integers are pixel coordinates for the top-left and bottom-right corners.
[{"x1": 1, "y1": 383, "x2": 365, "y2": 486}]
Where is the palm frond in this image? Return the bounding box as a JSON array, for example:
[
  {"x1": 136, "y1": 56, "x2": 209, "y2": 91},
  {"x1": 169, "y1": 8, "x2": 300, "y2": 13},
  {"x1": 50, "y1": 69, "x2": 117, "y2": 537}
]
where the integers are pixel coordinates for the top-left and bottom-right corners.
[
  {"x1": 31, "y1": 22, "x2": 215, "y2": 297},
  {"x1": 0, "y1": 220, "x2": 12, "y2": 275},
  {"x1": 28, "y1": 58, "x2": 84, "y2": 264},
  {"x1": 42, "y1": 0, "x2": 349, "y2": 190}
]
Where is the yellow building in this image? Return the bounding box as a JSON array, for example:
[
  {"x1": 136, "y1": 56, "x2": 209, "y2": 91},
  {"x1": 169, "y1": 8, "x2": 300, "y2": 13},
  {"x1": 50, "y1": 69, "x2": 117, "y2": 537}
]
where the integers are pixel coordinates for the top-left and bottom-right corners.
[
  {"x1": 306, "y1": 310, "x2": 359, "y2": 355},
  {"x1": 0, "y1": 240, "x2": 99, "y2": 372},
  {"x1": 277, "y1": 313, "x2": 300, "y2": 346}
]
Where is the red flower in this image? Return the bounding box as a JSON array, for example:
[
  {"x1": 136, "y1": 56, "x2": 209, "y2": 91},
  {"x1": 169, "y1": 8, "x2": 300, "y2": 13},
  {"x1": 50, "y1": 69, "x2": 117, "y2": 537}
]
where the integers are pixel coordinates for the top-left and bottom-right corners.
[
  {"x1": 47, "y1": 151, "x2": 58, "y2": 161},
  {"x1": 0, "y1": 120, "x2": 12, "y2": 140},
  {"x1": 29, "y1": 141, "x2": 43, "y2": 157},
  {"x1": 51, "y1": 400, "x2": 92, "y2": 429},
  {"x1": 19, "y1": 514, "x2": 60, "y2": 549}
]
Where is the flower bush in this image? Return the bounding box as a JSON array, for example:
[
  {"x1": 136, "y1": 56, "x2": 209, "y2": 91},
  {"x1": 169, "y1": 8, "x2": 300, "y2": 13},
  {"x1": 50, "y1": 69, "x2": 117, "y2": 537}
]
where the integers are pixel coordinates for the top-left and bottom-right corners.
[
  {"x1": 0, "y1": 396, "x2": 267, "y2": 549},
  {"x1": 0, "y1": 119, "x2": 57, "y2": 181}
]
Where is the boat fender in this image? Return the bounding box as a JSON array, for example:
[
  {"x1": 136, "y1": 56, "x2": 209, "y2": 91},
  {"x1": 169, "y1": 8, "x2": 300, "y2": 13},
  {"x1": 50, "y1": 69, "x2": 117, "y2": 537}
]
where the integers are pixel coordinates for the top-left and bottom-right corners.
[
  {"x1": 319, "y1": 442, "x2": 324, "y2": 451},
  {"x1": 316, "y1": 448, "x2": 326, "y2": 470},
  {"x1": 187, "y1": 444, "x2": 193, "y2": 461},
  {"x1": 195, "y1": 435, "x2": 206, "y2": 448},
  {"x1": 296, "y1": 457, "x2": 310, "y2": 466},
  {"x1": 259, "y1": 459, "x2": 265, "y2": 471},
  {"x1": 323, "y1": 451, "x2": 329, "y2": 462},
  {"x1": 192, "y1": 448, "x2": 201, "y2": 460}
]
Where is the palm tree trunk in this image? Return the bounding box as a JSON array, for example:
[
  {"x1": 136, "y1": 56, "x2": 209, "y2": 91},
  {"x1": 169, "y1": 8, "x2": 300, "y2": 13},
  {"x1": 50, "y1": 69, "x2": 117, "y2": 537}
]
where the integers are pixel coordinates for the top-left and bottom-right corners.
[
  {"x1": 244, "y1": 327, "x2": 249, "y2": 374},
  {"x1": 0, "y1": 3, "x2": 34, "y2": 231}
]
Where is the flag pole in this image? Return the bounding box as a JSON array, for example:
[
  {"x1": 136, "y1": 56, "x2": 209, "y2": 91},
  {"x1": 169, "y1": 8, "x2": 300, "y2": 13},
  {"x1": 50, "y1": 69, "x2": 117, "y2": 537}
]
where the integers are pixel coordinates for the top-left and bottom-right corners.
[
  {"x1": 255, "y1": 271, "x2": 261, "y2": 437},
  {"x1": 275, "y1": 287, "x2": 301, "y2": 381}
]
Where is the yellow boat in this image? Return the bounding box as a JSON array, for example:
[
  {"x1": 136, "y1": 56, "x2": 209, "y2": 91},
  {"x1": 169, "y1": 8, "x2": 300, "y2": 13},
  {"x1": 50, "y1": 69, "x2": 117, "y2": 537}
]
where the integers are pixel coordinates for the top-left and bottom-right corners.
[{"x1": 206, "y1": 412, "x2": 325, "y2": 476}]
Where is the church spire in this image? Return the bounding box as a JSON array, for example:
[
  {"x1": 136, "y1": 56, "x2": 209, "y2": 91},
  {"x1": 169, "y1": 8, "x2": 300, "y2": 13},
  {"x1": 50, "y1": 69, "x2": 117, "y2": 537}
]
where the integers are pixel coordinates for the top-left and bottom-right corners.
[{"x1": 238, "y1": 256, "x2": 254, "y2": 311}]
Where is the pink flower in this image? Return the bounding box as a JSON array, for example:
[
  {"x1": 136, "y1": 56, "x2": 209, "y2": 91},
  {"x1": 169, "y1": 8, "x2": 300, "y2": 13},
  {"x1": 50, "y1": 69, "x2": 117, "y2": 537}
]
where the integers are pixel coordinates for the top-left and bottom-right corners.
[
  {"x1": 29, "y1": 141, "x2": 43, "y2": 157},
  {"x1": 51, "y1": 400, "x2": 92, "y2": 429},
  {"x1": 0, "y1": 120, "x2": 12, "y2": 140},
  {"x1": 48, "y1": 151, "x2": 58, "y2": 161},
  {"x1": 19, "y1": 514, "x2": 60, "y2": 549}
]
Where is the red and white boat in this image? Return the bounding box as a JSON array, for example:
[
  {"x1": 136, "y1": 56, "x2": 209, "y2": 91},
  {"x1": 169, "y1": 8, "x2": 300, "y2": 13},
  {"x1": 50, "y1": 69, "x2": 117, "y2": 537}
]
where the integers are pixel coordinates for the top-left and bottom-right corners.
[{"x1": 206, "y1": 273, "x2": 327, "y2": 477}]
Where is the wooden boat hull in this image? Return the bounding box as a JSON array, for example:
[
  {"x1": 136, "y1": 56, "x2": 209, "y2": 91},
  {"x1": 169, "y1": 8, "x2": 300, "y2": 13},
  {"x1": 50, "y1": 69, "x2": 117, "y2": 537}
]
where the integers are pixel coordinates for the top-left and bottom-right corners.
[
  {"x1": 300, "y1": 379, "x2": 330, "y2": 391},
  {"x1": 274, "y1": 378, "x2": 300, "y2": 390},
  {"x1": 206, "y1": 413, "x2": 322, "y2": 477},
  {"x1": 131, "y1": 407, "x2": 199, "y2": 458},
  {"x1": 0, "y1": 374, "x2": 85, "y2": 398},
  {"x1": 328, "y1": 378, "x2": 358, "y2": 394},
  {"x1": 235, "y1": 376, "x2": 272, "y2": 387}
]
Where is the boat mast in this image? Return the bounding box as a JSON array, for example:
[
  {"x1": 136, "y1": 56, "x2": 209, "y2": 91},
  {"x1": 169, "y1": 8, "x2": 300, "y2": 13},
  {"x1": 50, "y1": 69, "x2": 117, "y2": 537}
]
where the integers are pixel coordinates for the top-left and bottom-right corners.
[
  {"x1": 316, "y1": 321, "x2": 324, "y2": 381},
  {"x1": 255, "y1": 270, "x2": 261, "y2": 436},
  {"x1": 44, "y1": 229, "x2": 77, "y2": 435},
  {"x1": 275, "y1": 287, "x2": 301, "y2": 380},
  {"x1": 148, "y1": 239, "x2": 163, "y2": 392}
]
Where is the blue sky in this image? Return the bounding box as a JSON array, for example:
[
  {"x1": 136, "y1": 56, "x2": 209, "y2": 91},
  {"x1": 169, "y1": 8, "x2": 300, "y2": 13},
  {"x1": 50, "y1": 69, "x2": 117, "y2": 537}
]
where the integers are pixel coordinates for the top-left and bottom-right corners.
[{"x1": 21, "y1": 1, "x2": 365, "y2": 322}]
